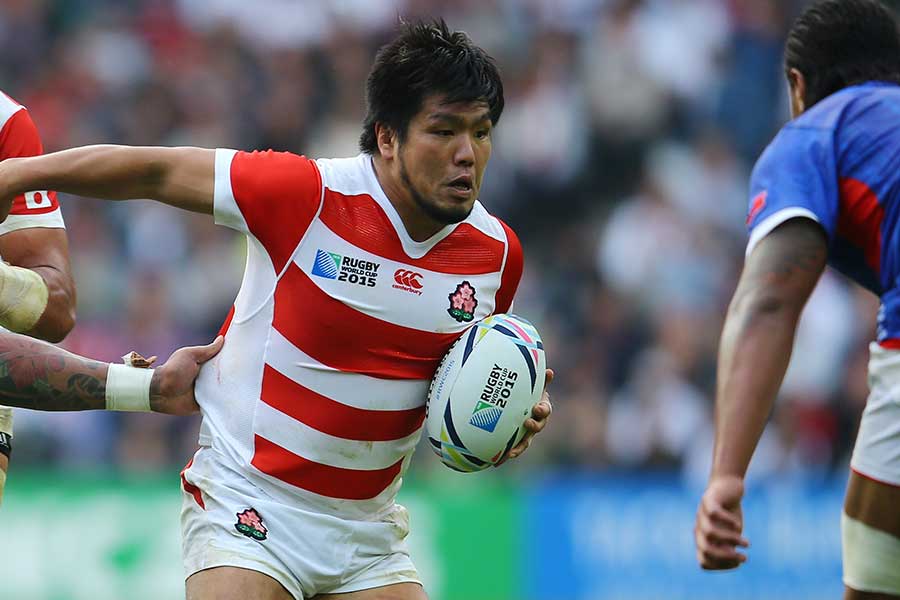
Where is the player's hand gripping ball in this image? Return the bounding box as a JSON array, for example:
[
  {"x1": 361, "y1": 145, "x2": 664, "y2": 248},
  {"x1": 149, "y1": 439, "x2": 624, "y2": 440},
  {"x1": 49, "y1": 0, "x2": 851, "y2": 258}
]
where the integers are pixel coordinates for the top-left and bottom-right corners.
[{"x1": 426, "y1": 314, "x2": 546, "y2": 472}]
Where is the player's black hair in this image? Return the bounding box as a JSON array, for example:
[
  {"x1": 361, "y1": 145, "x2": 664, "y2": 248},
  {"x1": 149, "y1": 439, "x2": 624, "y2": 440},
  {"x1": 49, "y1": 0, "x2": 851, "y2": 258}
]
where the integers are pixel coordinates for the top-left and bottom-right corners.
[
  {"x1": 785, "y1": 0, "x2": 900, "y2": 107},
  {"x1": 359, "y1": 19, "x2": 504, "y2": 154}
]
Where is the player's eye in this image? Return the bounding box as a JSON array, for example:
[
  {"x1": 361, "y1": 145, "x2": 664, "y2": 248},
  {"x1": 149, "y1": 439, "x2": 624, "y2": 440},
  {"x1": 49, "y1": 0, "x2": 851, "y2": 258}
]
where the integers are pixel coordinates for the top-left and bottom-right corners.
[
  {"x1": 475, "y1": 129, "x2": 491, "y2": 140},
  {"x1": 434, "y1": 129, "x2": 454, "y2": 137}
]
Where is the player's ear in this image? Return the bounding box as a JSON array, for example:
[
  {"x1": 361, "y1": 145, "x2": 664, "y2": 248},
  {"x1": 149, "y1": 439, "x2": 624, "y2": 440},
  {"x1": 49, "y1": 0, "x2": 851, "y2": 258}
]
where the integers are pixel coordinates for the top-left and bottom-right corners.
[
  {"x1": 787, "y1": 67, "x2": 807, "y2": 118},
  {"x1": 375, "y1": 123, "x2": 397, "y2": 160}
]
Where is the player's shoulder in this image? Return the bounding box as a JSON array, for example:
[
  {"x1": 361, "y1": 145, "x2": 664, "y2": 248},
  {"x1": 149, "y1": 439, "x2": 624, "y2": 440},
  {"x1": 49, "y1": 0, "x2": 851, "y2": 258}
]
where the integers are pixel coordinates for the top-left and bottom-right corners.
[
  {"x1": 463, "y1": 201, "x2": 515, "y2": 246},
  {"x1": 313, "y1": 154, "x2": 373, "y2": 196},
  {"x1": 789, "y1": 82, "x2": 900, "y2": 132},
  {"x1": 0, "y1": 91, "x2": 26, "y2": 130},
  {"x1": 0, "y1": 90, "x2": 28, "y2": 134}
]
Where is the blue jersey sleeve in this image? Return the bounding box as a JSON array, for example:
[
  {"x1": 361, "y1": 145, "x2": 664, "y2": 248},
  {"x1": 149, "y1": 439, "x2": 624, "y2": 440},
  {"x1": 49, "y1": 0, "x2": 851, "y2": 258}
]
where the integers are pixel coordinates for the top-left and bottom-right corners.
[{"x1": 746, "y1": 124, "x2": 839, "y2": 252}]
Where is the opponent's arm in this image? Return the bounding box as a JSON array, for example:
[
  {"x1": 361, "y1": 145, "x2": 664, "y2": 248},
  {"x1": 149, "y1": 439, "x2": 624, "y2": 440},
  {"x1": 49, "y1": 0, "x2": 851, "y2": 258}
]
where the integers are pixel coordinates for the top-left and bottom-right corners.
[
  {"x1": 695, "y1": 217, "x2": 827, "y2": 569},
  {"x1": 0, "y1": 145, "x2": 215, "y2": 219},
  {"x1": 0, "y1": 332, "x2": 223, "y2": 414},
  {"x1": 0, "y1": 228, "x2": 75, "y2": 342}
]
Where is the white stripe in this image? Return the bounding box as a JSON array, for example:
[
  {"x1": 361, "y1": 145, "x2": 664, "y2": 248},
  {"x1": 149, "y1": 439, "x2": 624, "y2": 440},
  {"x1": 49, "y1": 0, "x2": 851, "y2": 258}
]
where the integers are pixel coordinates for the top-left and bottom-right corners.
[
  {"x1": 0, "y1": 211, "x2": 65, "y2": 236},
  {"x1": 213, "y1": 148, "x2": 245, "y2": 233},
  {"x1": 296, "y1": 219, "x2": 500, "y2": 332},
  {"x1": 253, "y1": 400, "x2": 422, "y2": 471},
  {"x1": 746, "y1": 207, "x2": 821, "y2": 256},
  {"x1": 0, "y1": 95, "x2": 23, "y2": 130},
  {"x1": 266, "y1": 328, "x2": 428, "y2": 411}
]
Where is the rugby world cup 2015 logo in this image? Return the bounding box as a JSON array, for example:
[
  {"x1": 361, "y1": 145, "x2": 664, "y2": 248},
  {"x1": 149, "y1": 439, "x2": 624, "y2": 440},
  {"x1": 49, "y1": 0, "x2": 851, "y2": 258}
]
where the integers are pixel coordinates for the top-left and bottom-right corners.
[
  {"x1": 469, "y1": 400, "x2": 502, "y2": 433},
  {"x1": 311, "y1": 249, "x2": 379, "y2": 287},
  {"x1": 311, "y1": 249, "x2": 341, "y2": 279},
  {"x1": 469, "y1": 363, "x2": 518, "y2": 433}
]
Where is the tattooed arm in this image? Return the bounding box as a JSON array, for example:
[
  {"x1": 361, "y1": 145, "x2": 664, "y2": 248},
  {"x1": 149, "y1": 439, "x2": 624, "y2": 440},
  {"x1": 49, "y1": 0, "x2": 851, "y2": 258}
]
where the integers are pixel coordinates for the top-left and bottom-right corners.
[
  {"x1": 0, "y1": 333, "x2": 223, "y2": 414},
  {"x1": 695, "y1": 218, "x2": 828, "y2": 570}
]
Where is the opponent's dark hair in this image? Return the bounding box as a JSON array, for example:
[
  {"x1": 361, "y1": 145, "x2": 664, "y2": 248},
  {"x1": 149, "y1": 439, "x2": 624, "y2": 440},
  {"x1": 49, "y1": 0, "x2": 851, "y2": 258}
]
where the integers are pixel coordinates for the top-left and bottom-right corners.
[
  {"x1": 359, "y1": 19, "x2": 504, "y2": 154},
  {"x1": 785, "y1": 0, "x2": 900, "y2": 107}
]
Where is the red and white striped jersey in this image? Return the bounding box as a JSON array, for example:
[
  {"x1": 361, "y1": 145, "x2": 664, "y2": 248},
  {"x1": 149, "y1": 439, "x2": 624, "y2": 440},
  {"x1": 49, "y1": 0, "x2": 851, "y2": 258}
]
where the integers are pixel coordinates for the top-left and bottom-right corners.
[
  {"x1": 195, "y1": 150, "x2": 523, "y2": 519},
  {"x1": 0, "y1": 92, "x2": 64, "y2": 235}
]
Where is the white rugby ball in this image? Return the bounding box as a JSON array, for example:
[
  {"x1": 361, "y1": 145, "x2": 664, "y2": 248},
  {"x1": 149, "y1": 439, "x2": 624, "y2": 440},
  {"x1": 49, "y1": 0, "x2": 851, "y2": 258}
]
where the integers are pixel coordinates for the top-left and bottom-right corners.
[{"x1": 426, "y1": 313, "x2": 546, "y2": 472}]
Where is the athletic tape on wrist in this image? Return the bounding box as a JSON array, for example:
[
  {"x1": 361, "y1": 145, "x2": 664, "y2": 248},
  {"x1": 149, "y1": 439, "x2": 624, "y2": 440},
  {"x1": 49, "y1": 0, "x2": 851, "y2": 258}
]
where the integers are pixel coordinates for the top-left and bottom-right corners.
[
  {"x1": 105, "y1": 364, "x2": 154, "y2": 412},
  {"x1": 0, "y1": 469, "x2": 6, "y2": 506}
]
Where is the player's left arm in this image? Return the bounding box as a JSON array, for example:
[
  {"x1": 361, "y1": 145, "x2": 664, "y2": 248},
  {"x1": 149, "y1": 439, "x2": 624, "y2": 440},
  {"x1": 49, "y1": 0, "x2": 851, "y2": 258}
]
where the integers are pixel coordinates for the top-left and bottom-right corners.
[
  {"x1": 493, "y1": 221, "x2": 552, "y2": 462},
  {"x1": 695, "y1": 217, "x2": 827, "y2": 570},
  {"x1": 0, "y1": 227, "x2": 75, "y2": 342}
]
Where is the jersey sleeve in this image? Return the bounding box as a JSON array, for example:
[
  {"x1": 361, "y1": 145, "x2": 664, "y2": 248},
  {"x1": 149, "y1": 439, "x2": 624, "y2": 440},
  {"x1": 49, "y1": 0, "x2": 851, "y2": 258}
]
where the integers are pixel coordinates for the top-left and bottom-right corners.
[
  {"x1": 0, "y1": 107, "x2": 64, "y2": 235},
  {"x1": 214, "y1": 149, "x2": 323, "y2": 272},
  {"x1": 745, "y1": 124, "x2": 839, "y2": 255},
  {"x1": 495, "y1": 219, "x2": 523, "y2": 313}
]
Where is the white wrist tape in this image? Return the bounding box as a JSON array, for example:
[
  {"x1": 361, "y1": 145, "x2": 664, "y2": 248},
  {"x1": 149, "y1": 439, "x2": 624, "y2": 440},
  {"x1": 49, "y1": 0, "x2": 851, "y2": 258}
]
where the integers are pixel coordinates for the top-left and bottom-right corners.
[
  {"x1": 0, "y1": 469, "x2": 6, "y2": 506},
  {"x1": 0, "y1": 262, "x2": 49, "y2": 333},
  {"x1": 105, "y1": 364, "x2": 154, "y2": 412},
  {"x1": 0, "y1": 406, "x2": 12, "y2": 437}
]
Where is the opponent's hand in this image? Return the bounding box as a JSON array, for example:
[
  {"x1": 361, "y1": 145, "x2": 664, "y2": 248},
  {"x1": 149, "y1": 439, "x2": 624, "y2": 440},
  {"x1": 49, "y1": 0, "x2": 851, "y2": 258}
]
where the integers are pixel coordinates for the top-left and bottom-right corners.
[
  {"x1": 149, "y1": 336, "x2": 224, "y2": 415},
  {"x1": 501, "y1": 368, "x2": 554, "y2": 463},
  {"x1": 695, "y1": 475, "x2": 750, "y2": 570}
]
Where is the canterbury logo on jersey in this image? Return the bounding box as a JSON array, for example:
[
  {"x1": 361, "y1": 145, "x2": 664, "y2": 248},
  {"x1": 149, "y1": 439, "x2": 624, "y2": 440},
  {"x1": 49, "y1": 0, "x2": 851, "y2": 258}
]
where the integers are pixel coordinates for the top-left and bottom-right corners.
[
  {"x1": 311, "y1": 249, "x2": 379, "y2": 287},
  {"x1": 393, "y1": 269, "x2": 424, "y2": 295}
]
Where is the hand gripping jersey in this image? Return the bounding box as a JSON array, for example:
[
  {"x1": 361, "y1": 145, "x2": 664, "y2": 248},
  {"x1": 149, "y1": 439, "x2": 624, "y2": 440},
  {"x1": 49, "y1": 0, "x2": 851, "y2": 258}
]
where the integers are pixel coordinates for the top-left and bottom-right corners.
[
  {"x1": 747, "y1": 81, "x2": 900, "y2": 344},
  {"x1": 0, "y1": 92, "x2": 64, "y2": 234},
  {"x1": 195, "y1": 151, "x2": 522, "y2": 519}
]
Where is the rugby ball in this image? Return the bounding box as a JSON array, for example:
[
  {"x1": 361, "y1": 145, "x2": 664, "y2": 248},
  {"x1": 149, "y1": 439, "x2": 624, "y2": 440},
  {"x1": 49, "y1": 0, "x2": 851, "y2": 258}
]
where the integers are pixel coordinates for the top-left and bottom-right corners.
[{"x1": 426, "y1": 313, "x2": 546, "y2": 472}]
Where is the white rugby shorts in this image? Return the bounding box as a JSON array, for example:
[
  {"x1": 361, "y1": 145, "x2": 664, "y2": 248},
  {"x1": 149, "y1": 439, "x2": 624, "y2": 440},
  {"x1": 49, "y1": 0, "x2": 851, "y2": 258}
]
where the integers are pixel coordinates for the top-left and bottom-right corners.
[
  {"x1": 180, "y1": 446, "x2": 421, "y2": 599},
  {"x1": 851, "y1": 343, "x2": 900, "y2": 486}
]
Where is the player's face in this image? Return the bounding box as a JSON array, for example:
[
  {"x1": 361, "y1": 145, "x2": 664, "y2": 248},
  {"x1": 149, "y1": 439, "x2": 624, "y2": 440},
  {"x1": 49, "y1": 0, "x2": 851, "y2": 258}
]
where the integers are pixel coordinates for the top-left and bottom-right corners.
[{"x1": 396, "y1": 96, "x2": 493, "y2": 225}]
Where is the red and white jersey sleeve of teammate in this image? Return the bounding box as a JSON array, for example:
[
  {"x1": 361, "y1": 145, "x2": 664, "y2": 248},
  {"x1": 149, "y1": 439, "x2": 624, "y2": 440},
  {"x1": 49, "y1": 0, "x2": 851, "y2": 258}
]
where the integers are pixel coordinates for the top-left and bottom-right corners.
[
  {"x1": 0, "y1": 92, "x2": 64, "y2": 235},
  {"x1": 194, "y1": 150, "x2": 523, "y2": 519}
]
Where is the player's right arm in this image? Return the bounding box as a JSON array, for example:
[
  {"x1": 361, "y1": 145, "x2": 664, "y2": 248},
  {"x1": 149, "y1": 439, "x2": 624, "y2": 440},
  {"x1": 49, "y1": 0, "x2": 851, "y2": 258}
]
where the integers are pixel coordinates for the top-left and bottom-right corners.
[
  {"x1": 695, "y1": 113, "x2": 839, "y2": 570},
  {"x1": 695, "y1": 217, "x2": 827, "y2": 569},
  {"x1": 0, "y1": 145, "x2": 216, "y2": 219}
]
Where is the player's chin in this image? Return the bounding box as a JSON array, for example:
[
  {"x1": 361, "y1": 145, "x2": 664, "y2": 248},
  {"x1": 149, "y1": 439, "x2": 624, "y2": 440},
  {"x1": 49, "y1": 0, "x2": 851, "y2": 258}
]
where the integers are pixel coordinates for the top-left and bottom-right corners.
[{"x1": 431, "y1": 197, "x2": 474, "y2": 224}]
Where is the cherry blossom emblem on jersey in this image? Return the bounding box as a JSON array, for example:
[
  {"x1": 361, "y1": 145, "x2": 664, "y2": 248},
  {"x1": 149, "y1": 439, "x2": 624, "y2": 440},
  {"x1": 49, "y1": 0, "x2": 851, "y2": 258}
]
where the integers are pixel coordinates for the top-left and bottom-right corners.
[
  {"x1": 448, "y1": 281, "x2": 478, "y2": 322},
  {"x1": 235, "y1": 508, "x2": 268, "y2": 541}
]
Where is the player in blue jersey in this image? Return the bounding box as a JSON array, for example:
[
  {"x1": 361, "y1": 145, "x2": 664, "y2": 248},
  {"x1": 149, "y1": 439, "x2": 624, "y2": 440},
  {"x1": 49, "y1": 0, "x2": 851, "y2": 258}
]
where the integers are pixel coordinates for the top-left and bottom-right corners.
[{"x1": 694, "y1": 1, "x2": 900, "y2": 597}]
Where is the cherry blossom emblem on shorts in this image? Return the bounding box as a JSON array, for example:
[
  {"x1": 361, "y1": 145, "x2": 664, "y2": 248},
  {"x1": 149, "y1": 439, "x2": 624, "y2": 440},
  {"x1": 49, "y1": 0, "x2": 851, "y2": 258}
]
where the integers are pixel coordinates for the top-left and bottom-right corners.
[
  {"x1": 235, "y1": 508, "x2": 268, "y2": 541},
  {"x1": 448, "y1": 281, "x2": 478, "y2": 322}
]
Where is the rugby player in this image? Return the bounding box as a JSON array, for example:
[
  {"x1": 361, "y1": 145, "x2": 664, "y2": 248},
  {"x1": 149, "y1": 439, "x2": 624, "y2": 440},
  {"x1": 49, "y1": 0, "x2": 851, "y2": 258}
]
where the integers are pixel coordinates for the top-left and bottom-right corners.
[
  {"x1": 694, "y1": 2, "x2": 900, "y2": 597},
  {"x1": 0, "y1": 21, "x2": 552, "y2": 600},
  {"x1": 0, "y1": 92, "x2": 77, "y2": 506}
]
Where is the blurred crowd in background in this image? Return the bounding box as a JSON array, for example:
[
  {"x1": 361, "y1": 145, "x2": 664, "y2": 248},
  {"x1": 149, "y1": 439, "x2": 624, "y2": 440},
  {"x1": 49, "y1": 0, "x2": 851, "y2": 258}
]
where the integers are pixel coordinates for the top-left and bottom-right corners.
[{"x1": 4, "y1": 0, "x2": 893, "y2": 484}]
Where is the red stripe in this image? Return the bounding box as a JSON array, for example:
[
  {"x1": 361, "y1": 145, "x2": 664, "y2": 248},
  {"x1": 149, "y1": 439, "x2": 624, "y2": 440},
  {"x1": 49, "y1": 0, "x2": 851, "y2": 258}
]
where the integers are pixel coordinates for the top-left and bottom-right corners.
[
  {"x1": 180, "y1": 458, "x2": 205, "y2": 509},
  {"x1": 838, "y1": 178, "x2": 884, "y2": 273},
  {"x1": 261, "y1": 364, "x2": 425, "y2": 441},
  {"x1": 319, "y1": 190, "x2": 504, "y2": 274},
  {"x1": 218, "y1": 305, "x2": 235, "y2": 337},
  {"x1": 273, "y1": 263, "x2": 459, "y2": 379},
  {"x1": 251, "y1": 434, "x2": 402, "y2": 500},
  {"x1": 851, "y1": 467, "x2": 900, "y2": 489},
  {"x1": 0, "y1": 108, "x2": 61, "y2": 216},
  {"x1": 495, "y1": 220, "x2": 522, "y2": 314},
  {"x1": 879, "y1": 338, "x2": 900, "y2": 350},
  {"x1": 231, "y1": 151, "x2": 322, "y2": 272}
]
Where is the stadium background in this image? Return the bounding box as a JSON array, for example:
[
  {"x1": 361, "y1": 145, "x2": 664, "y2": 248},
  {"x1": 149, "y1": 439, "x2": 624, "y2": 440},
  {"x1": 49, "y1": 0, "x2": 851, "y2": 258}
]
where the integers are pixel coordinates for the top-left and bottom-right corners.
[{"x1": 0, "y1": 0, "x2": 893, "y2": 598}]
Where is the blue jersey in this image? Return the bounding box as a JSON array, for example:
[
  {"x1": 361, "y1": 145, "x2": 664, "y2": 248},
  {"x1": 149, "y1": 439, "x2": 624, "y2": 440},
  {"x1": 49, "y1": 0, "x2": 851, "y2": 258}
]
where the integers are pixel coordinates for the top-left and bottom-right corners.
[{"x1": 747, "y1": 81, "x2": 900, "y2": 343}]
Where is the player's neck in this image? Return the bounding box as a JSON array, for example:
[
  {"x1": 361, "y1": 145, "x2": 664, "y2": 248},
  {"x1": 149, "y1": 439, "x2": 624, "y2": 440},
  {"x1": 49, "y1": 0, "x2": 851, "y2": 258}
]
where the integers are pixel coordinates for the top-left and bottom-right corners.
[{"x1": 371, "y1": 154, "x2": 444, "y2": 242}]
